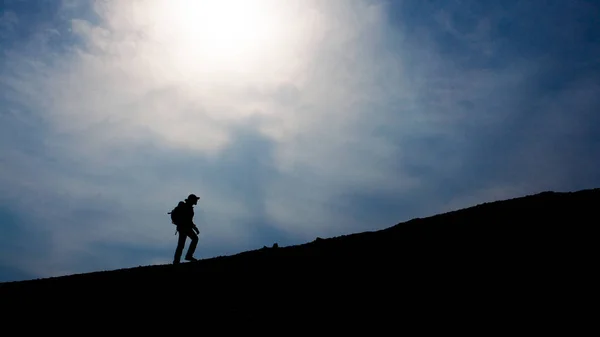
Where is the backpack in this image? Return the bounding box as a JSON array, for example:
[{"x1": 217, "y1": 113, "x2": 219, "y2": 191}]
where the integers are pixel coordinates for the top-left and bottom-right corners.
[{"x1": 168, "y1": 201, "x2": 186, "y2": 225}]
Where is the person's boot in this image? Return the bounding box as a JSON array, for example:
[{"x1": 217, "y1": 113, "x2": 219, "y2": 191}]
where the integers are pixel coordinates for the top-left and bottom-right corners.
[{"x1": 184, "y1": 256, "x2": 197, "y2": 262}]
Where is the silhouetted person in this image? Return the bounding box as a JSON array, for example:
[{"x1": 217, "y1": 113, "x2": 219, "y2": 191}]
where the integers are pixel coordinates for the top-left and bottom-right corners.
[{"x1": 170, "y1": 193, "x2": 201, "y2": 264}]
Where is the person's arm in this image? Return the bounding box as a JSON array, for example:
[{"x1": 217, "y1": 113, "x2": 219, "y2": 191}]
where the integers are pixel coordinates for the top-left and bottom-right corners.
[{"x1": 191, "y1": 208, "x2": 199, "y2": 234}]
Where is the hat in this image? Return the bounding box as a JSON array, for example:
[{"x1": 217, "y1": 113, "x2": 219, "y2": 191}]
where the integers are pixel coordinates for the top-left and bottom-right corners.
[{"x1": 187, "y1": 193, "x2": 200, "y2": 201}]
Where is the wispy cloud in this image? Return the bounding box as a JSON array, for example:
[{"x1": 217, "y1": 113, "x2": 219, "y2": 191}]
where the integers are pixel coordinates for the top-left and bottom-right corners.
[{"x1": 1, "y1": 0, "x2": 599, "y2": 281}]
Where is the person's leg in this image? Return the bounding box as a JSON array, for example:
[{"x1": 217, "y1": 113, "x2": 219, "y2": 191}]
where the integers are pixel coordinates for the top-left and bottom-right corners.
[
  {"x1": 185, "y1": 230, "x2": 199, "y2": 261},
  {"x1": 173, "y1": 230, "x2": 187, "y2": 264}
]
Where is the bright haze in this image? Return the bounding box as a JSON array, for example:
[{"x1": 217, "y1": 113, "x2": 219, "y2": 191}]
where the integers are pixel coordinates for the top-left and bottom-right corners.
[{"x1": 1, "y1": 0, "x2": 599, "y2": 282}]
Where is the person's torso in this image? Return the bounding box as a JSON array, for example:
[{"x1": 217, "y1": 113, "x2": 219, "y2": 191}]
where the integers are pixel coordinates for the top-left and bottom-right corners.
[{"x1": 180, "y1": 203, "x2": 194, "y2": 223}]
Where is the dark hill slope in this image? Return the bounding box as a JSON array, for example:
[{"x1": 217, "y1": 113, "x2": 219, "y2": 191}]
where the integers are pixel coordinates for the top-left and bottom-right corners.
[{"x1": 1, "y1": 188, "x2": 597, "y2": 326}]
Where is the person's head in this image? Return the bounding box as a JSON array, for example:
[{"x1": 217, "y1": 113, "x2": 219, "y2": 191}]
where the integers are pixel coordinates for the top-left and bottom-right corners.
[{"x1": 185, "y1": 193, "x2": 200, "y2": 205}]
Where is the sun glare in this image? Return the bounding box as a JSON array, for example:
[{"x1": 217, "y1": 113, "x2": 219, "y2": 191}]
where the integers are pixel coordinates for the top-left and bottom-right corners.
[{"x1": 161, "y1": 0, "x2": 279, "y2": 73}]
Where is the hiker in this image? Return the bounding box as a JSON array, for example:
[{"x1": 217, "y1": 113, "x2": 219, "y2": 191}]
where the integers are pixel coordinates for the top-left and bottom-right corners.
[{"x1": 171, "y1": 193, "x2": 201, "y2": 264}]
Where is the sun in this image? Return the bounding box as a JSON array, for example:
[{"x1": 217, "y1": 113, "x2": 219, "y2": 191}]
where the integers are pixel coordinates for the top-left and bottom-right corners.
[
  {"x1": 177, "y1": 0, "x2": 269, "y2": 50},
  {"x1": 161, "y1": 0, "x2": 279, "y2": 73}
]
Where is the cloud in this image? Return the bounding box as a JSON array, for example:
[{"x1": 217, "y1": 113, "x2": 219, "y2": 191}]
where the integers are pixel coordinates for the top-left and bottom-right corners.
[
  {"x1": 0, "y1": 11, "x2": 18, "y2": 38},
  {"x1": 1, "y1": 0, "x2": 599, "y2": 281}
]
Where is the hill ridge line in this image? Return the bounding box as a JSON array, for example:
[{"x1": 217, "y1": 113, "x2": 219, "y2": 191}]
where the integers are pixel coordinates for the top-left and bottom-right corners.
[{"x1": 2, "y1": 187, "x2": 598, "y2": 285}]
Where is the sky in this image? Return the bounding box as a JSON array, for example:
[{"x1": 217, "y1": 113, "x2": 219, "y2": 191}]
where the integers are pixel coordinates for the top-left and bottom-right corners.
[{"x1": 1, "y1": 0, "x2": 599, "y2": 282}]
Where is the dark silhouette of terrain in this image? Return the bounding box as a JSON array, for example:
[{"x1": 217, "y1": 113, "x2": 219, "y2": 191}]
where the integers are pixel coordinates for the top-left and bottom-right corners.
[{"x1": 1, "y1": 188, "x2": 597, "y2": 329}]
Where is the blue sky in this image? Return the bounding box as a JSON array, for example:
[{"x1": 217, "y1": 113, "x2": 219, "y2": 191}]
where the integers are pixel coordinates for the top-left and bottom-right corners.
[{"x1": 1, "y1": 0, "x2": 599, "y2": 282}]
